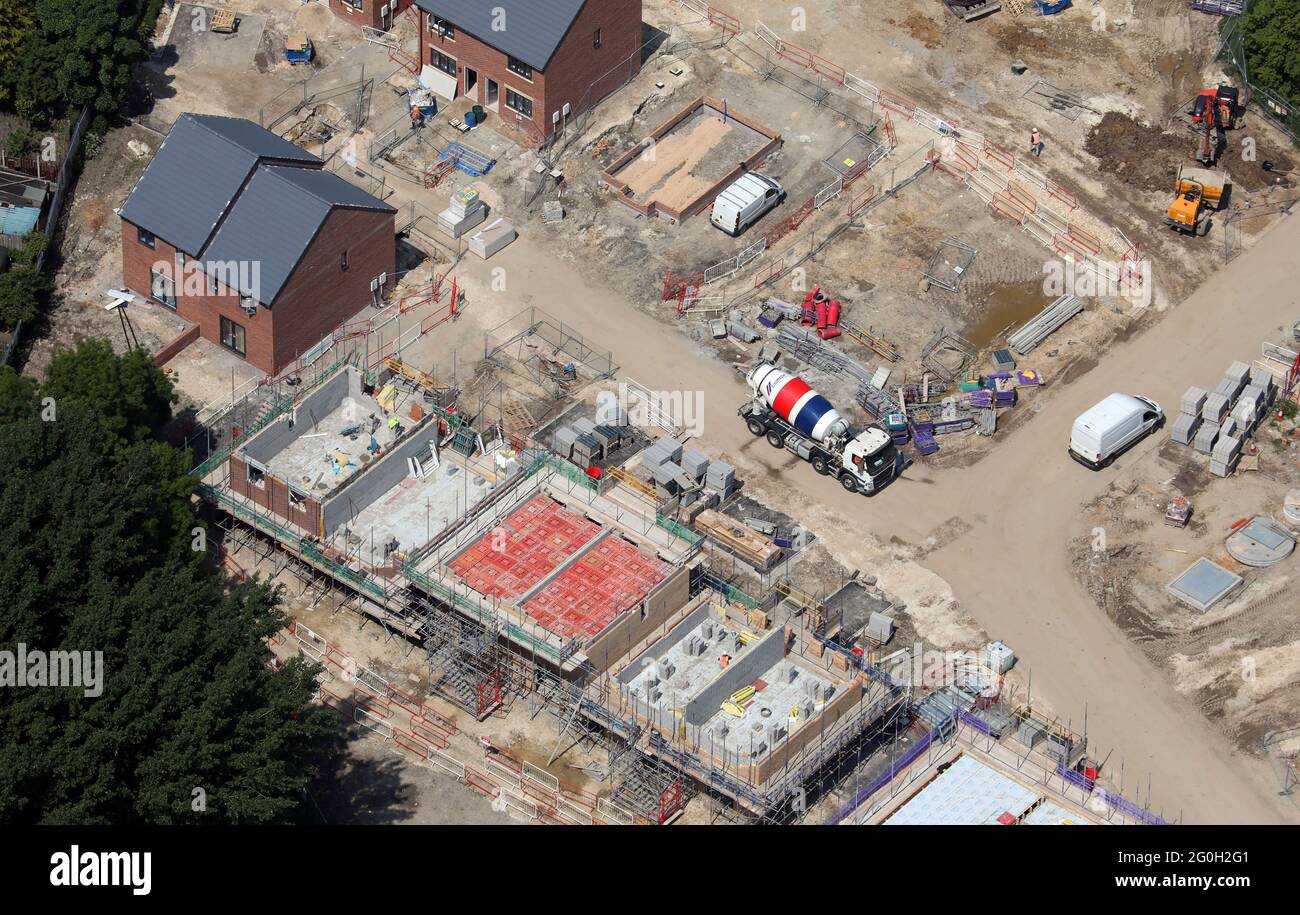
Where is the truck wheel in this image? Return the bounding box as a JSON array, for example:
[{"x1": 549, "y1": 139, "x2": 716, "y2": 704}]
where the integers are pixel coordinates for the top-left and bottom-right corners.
[
  {"x1": 1197, "y1": 217, "x2": 1211, "y2": 236},
  {"x1": 811, "y1": 456, "x2": 830, "y2": 475},
  {"x1": 766, "y1": 431, "x2": 785, "y2": 449},
  {"x1": 746, "y1": 418, "x2": 766, "y2": 437},
  {"x1": 838, "y1": 472, "x2": 859, "y2": 494}
]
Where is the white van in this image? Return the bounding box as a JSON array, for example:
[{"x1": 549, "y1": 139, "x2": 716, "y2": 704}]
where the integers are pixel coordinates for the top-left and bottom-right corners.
[
  {"x1": 710, "y1": 173, "x2": 785, "y2": 237},
  {"x1": 1069, "y1": 393, "x2": 1165, "y2": 470}
]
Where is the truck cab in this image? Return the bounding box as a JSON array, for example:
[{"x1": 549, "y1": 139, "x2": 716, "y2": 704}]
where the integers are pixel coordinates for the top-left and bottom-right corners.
[{"x1": 841, "y1": 426, "x2": 900, "y2": 493}]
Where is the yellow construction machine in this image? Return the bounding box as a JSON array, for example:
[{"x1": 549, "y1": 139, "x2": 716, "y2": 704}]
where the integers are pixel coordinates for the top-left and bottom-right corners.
[{"x1": 1164, "y1": 165, "x2": 1228, "y2": 237}]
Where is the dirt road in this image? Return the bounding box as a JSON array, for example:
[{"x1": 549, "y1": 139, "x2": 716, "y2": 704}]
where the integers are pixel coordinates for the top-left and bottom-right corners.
[{"x1": 457, "y1": 213, "x2": 1300, "y2": 823}]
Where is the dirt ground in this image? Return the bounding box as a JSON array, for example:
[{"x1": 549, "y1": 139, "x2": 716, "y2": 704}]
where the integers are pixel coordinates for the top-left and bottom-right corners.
[{"x1": 19, "y1": 0, "x2": 1300, "y2": 822}]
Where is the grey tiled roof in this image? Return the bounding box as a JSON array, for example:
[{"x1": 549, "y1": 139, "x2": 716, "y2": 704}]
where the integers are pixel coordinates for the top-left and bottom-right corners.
[
  {"x1": 119, "y1": 114, "x2": 394, "y2": 306},
  {"x1": 413, "y1": 0, "x2": 589, "y2": 71}
]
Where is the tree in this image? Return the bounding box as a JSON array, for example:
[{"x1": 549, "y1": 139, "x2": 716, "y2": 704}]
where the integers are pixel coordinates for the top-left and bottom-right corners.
[
  {"x1": 0, "y1": 266, "x2": 49, "y2": 329},
  {"x1": 41, "y1": 337, "x2": 176, "y2": 454},
  {"x1": 0, "y1": 346, "x2": 336, "y2": 824},
  {"x1": 0, "y1": 0, "x2": 33, "y2": 107},
  {"x1": 1237, "y1": 0, "x2": 1300, "y2": 109},
  {"x1": 1, "y1": 0, "x2": 146, "y2": 125},
  {"x1": 0, "y1": 366, "x2": 36, "y2": 424}
]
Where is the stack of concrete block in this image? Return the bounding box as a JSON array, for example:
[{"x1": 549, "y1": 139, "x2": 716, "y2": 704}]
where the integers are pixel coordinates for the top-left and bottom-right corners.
[
  {"x1": 1170, "y1": 412, "x2": 1201, "y2": 446},
  {"x1": 1171, "y1": 387, "x2": 1206, "y2": 446},
  {"x1": 1211, "y1": 434, "x2": 1242, "y2": 477},
  {"x1": 866, "y1": 612, "x2": 895, "y2": 645},
  {"x1": 1217, "y1": 361, "x2": 1251, "y2": 403},
  {"x1": 1250, "y1": 366, "x2": 1277, "y2": 400},
  {"x1": 1219, "y1": 417, "x2": 1239, "y2": 441},
  {"x1": 1180, "y1": 386, "x2": 1207, "y2": 417},
  {"x1": 651, "y1": 460, "x2": 687, "y2": 497},
  {"x1": 640, "y1": 436, "x2": 683, "y2": 471},
  {"x1": 1193, "y1": 421, "x2": 1220, "y2": 454},
  {"x1": 553, "y1": 426, "x2": 579, "y2": 460},
  {"x1": 705, "y1": 459, "x2": 737, "y2": 498},
  {"x1": 680, "y1": 446, "x2": 710, "y2": 482},
  {"x1": 1201, "y1": 390, "x2": 1230, "y2": 424},
  {"x1": 1232, "y1": 384, "x2": 1267, "y2": 430}
]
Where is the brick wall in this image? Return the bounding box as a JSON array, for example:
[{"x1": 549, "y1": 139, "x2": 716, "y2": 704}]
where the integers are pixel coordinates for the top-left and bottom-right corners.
[
  {"x1": 229, "y1": 454, "x2": 322, "y2": 535},
  {"x1": 328, "y1": 0, "x2": 413, "y2": 30},
  {"x1": 539, "y1": 0, "x2": 643, "y2": 134},
  {"x1": 417, "y1": 1, "x2": 642, "y2": 145},
  {"x1": 268, "y1": 207, "x2": 395, "y2": 373},
  {"x1": 120, "y1": 207, "x2": 394, "y2": 375}
]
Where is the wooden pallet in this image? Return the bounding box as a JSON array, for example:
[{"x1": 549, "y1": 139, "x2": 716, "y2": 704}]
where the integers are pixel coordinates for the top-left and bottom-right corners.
[{"x1": 211, "y1": 9, "x2": 236, "y2": 33}]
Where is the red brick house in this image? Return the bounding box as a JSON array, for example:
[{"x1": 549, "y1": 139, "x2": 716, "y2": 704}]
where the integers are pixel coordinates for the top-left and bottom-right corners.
[
  {"x1": 118, "y1": 114, "x2": 396, "y2": 375},
  {"x1": 413, "y1": 0, "x2": 643, "y2": 145},
  {"x1": 327, "y1": 0, "x2": 413, "y2": 32}
]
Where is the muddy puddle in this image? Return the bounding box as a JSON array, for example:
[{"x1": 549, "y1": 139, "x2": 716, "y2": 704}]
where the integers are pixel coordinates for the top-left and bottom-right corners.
[{"x1": 963, "y1": 282, "x2": 1049, "y2": 350}]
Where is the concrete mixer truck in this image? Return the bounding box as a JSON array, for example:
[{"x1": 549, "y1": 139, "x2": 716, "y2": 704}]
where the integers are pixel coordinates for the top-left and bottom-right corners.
[{"x1": 740, "y1": 363, "x2": 902, "y2": 495}]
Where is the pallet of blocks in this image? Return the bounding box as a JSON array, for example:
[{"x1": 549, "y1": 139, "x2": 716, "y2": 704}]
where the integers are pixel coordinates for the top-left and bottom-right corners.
[{"x1": 694, "y1": 509, "x2": 781, "y2": 570}]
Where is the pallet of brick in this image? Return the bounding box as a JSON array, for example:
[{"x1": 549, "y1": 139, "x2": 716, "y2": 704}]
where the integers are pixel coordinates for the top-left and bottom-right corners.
[
  {"x1": 1250, "y1": 365, "x2": 1276, "y2": 397},
  {"x1": 1201, "y1": 390, "x2": 1230, "y2": 424},
  {"x1": 1225, "y1": 360, "x2": 1252, "y2": 387},
  {"x1": 1170, "y1": 412, "x2": 1200, "y2": 446},
  {"x1": 1193, "y1": 421, "x2": 1220, "y2": 454},
  {"x1": 695, "y1": 509, "x2": 781, "y2": 569},
  {"x1": 1180, "y1": 386, "x2": 1208, "y2": 417},
  {"x1": 572, "y1": 433, "x2": 603, "y2": 465}
]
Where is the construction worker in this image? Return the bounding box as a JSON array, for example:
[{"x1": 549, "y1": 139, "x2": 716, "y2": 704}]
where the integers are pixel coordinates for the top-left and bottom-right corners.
[
  {"x1": 1030, "y1": 127, "x2": 1044, "y2": 158},
  {"x1": 409, "y1": 105, "x2": 425, "y2": 131}
]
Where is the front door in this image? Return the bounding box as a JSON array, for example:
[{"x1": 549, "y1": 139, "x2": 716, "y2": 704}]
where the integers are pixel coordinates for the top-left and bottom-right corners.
[
  {"x1": 464, "y1": 67, "x2": 478, "y2": 101},
  {"x1": 485, "y1": 78, "x2": 499, "y2": 110}
]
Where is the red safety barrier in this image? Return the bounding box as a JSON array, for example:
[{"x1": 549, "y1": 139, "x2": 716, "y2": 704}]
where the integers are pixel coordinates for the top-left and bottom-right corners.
[
  {"x1": 464, "y1": 767, "x2": 498, "y2": 798},
  {"x1": 878, "y1": 89, "x2": 918, "y2": 120},
  {"x1": 953, "y1": 142, "x2": 979, "y2": 172},
  {"x1": 1046, "y1": 179, "x2": 1079, "y2": 211},
  {"x1": 1053, "y1": 233, "x2": 1091, "y2": 260},
  {"x1": 764, "y1": 196, "x2": 815, "y2": 248},
  {"x1": 1005, "y1": 180, "x2": 1038, "y2": 215},
  {"x1": 983, "y1": 140, "x2": 1015, "y2": 171},
  {"x1": 846, "y1": 184, "x2": 878, "y2": 218},
  {"x1": 1067, "y1": 223, "x2": 1102, "y2": 255},
  {"x1": 884, "y1": 112, "x2": 897, "y2": 148},
  {"x1": 707, "y1": 6, "x2": 740, "y2": 33},
  {"x1": 393, "y1": 727, "x2": 436, "y2": 760},
  {"x1": 992, "y1": 192, "x2": 1028, "y2": 225},
  {"x1": 772, "y1": 36, "x2": 846, "y2": 85}
]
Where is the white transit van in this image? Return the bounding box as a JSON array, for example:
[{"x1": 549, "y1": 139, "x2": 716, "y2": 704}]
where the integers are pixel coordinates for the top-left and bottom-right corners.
[
  {"x1": 710, "y1": 173, "x2": 785, "y2": 237},
  {"x1": 1069, "y1": 393, "x2": 1164, "y2": 470}
]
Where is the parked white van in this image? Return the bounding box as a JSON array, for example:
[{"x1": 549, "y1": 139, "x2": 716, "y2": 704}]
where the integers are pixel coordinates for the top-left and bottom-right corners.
[
  {"x1": 710, "y1": 173, "x2": 785, "y2": 237},
  {"x1": 1069, "y1": 393, "x2": 1165, "y2": 470}
]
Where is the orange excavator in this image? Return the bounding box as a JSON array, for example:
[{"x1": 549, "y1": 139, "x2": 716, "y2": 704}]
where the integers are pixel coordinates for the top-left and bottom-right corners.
[{"x1": 1188, "y1": 84, "x2": 1243, "y2": 165}]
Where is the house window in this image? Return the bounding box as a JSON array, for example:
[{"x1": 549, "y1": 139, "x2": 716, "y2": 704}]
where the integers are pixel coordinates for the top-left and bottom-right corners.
[
  {"x1": 239, "y1": 294, "x2": 256, "y2": 316},
  {"x1": 150, "y1": 269, "x2": 176, "y2": 308},
  {"x1": 505, "y1": 89, "x2": 533, "y2": 119},
  {"x1": 594, "y1": 29, "x2": 601, "y2": 49},
  {"x1": 430, "y1": 49, "x2": 456, "y2": 77},
  {"x1": 220, "y1": 315, "x2": 246, "y2": 356},
  {"x1": 341, "y1": 250, "x2": 349, "y2": 271},
  {"x1": 341, "y1": 0, "x2": 362, "y2": 9},
  {"x1": 247, "y1": 463, "x2": 265, "y2": 486},
  {"x1": 429, "y1": 15, "x2": 454, "y2": 38},
  {"x1": 506, "y1": 56, "x2": 532, "y2": 80},
  {"x1": 137, "y1": 227, "x2": 156, "y2": 249}
]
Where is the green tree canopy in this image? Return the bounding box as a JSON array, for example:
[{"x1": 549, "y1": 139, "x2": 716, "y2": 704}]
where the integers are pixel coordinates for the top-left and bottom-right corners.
[
  {"x1": 1238, "y1": 0, "x2": 1300, "y2": 108},
  {"x1": 0, "y1": 345, "x2": 335, "y2": 823}
]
